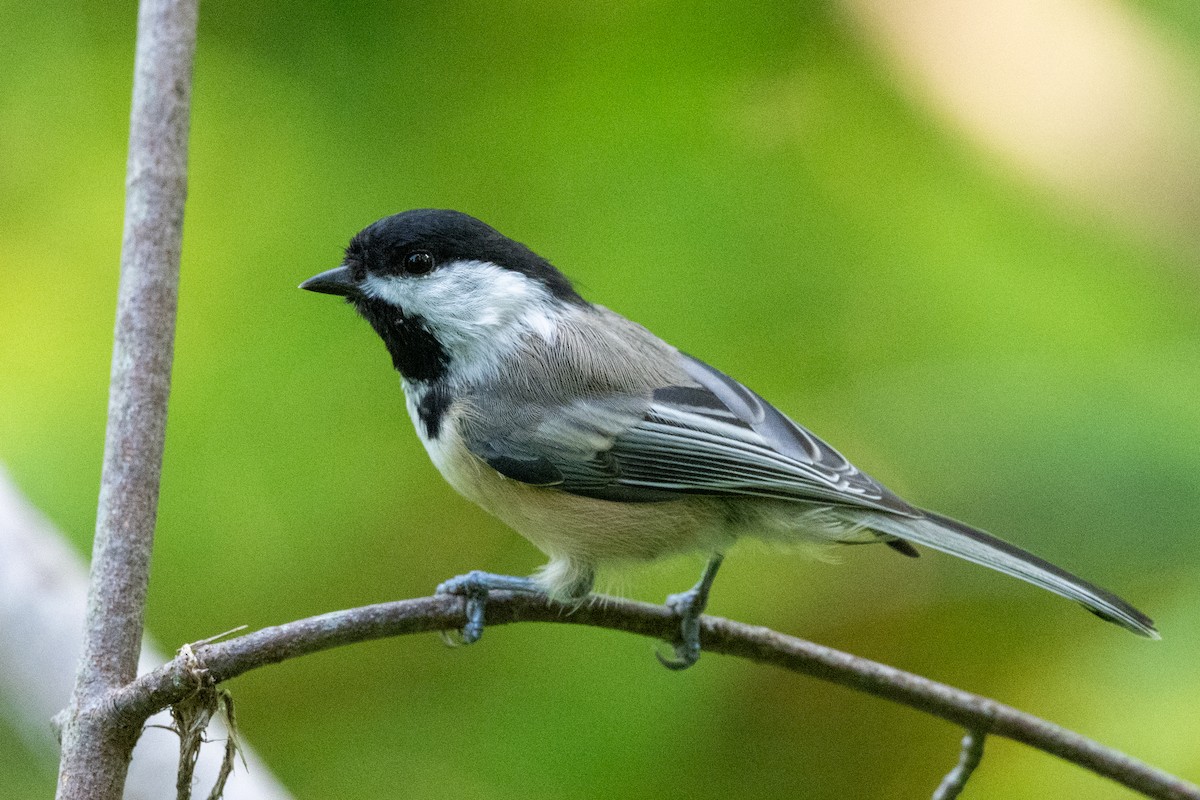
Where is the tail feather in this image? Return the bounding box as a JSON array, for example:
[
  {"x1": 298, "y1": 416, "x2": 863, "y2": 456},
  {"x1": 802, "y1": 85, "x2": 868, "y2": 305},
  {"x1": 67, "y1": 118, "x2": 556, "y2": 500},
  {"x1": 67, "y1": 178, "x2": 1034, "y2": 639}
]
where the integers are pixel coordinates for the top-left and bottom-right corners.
[{"x1": 862, "y1": 508, "x2": 1158, "y2": 639}]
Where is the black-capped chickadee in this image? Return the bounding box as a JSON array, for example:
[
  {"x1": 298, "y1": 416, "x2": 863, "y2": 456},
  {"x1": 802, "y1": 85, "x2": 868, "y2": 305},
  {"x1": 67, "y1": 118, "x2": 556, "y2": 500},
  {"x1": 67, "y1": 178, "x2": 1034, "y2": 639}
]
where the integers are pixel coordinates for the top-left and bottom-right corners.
[{"x1": 301, "y1": 209, "x2": 1156, "y2": 668}]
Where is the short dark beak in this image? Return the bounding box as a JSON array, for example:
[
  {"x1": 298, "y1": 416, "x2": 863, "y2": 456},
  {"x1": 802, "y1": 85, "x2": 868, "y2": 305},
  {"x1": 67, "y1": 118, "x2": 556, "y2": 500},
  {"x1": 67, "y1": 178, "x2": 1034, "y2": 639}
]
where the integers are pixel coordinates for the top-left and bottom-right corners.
[{"x1": 300, "y1": 265, "x2": 358, "y2": 297}]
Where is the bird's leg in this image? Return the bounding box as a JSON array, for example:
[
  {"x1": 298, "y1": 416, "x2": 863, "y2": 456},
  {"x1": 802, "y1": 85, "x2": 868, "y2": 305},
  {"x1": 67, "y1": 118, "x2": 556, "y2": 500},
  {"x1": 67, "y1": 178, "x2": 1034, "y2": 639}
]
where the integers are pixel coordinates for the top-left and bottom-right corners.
[
  {"x1": 436, "y1": 571, "x2": 542, "y2": 644},
  {"x1": 657, "y1": 553, "x2": 724, "y2": 671}
]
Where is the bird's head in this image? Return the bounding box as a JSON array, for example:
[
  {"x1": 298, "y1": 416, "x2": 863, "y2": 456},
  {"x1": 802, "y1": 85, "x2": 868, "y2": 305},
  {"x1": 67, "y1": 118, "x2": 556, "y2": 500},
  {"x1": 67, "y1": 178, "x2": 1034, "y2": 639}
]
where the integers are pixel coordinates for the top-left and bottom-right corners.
[{"x1": 301, "y1": 209, "x2": 587, "y2": 383}]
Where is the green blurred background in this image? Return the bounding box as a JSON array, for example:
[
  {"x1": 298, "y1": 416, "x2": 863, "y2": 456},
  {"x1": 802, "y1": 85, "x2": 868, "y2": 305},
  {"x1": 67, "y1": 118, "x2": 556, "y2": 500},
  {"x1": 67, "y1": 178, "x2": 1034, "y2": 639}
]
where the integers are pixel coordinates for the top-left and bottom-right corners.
[{"x1": 3, "y1": 0, "x2": 1199, "y2": 797}]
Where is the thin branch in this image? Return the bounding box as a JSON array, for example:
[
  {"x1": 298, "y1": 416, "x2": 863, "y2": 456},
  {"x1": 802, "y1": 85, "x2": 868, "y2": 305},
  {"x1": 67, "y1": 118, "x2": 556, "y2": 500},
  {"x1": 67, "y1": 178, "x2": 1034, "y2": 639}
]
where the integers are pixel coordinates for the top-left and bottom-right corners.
[
  {"x1": 55, "y1": 1, "x2": 198, "y2": 798},
  {"x1": 110, "y1": 593, "x2": 1198, "y2": 800},
  {"x1": 933, "y1": 728, "x2": 987, "y2": 800}
]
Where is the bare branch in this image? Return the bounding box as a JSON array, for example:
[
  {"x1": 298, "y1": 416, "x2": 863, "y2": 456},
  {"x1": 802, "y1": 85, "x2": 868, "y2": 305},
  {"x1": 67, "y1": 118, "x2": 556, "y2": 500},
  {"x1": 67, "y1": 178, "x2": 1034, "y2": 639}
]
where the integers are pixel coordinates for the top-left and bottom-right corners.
[
  {"x1": 110, "y1": 594, "x2": 1198, "y2": 800},
  {"x1": 55, "y1": 0, "x2": 198, "y2": 798},
  {"x1": 932, "y1": 729, "x2": 987, "y2": 800}
]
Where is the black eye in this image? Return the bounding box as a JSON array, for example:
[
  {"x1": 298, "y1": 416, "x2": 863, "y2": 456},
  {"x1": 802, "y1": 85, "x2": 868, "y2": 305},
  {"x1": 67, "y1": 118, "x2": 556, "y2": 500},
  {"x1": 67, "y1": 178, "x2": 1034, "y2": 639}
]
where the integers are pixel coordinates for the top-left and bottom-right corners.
[{"x1": 403, "y1": 250, "x2": 435, "y2": 275}]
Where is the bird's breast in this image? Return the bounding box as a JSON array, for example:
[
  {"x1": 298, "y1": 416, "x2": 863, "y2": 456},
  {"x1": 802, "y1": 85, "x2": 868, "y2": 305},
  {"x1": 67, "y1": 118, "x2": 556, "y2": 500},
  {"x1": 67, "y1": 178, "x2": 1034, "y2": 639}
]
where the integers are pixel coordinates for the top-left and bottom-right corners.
[{"x1": 403, "y1": 389, "x2": 729, "y2": 564}]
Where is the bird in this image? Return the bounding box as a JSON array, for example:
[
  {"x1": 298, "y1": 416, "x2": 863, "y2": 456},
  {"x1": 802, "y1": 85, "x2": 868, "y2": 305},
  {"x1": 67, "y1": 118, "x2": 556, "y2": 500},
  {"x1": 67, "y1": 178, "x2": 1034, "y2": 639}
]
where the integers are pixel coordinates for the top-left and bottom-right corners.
[{"x1": 300, "y1": 208, "x2": 1157, "y2": 669}]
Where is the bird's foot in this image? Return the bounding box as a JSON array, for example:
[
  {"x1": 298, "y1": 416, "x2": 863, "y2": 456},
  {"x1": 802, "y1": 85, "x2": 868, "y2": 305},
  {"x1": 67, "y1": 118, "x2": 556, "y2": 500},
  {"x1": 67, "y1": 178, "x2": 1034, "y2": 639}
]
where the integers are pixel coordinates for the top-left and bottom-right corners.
[
  {"x1": 657, "y1": 587, "x2": 707, "y2": 670},
  {"x1": 436, "y1": 571, "x2": 541, "y2": 645},
  {"x1": 656, "y1": 553, "x2": 725, "y2": 671}
]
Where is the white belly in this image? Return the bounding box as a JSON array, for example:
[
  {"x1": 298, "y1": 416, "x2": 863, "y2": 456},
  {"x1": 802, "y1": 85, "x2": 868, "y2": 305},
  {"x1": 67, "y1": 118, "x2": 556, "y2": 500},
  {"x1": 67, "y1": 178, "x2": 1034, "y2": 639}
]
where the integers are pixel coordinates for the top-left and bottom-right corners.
[{"x1": 404, "y1": 389, "x2": 727, "y2": 566}]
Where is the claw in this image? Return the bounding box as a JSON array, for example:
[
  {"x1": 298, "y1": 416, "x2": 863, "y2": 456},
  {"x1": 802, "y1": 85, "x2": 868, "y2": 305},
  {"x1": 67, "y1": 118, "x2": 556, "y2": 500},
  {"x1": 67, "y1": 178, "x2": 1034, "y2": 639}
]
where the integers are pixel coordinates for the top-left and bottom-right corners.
[
  {"x1": 435, "y1": 571, "x2": 541, "y2": 646},
  {"x1": 657, "y1": 554, "x2": 724, "y2": 671}
]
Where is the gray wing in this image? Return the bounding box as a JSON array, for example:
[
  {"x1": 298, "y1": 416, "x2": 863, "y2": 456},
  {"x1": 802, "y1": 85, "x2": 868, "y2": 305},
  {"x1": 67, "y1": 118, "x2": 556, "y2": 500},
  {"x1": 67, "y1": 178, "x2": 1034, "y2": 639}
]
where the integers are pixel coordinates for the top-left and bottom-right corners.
[
  {"x1": 464, "y1": 353, "x2": 917, "y2": 515},
  {"x1": 464, "y1": 351, "x2": 1161, "y2": 639}
]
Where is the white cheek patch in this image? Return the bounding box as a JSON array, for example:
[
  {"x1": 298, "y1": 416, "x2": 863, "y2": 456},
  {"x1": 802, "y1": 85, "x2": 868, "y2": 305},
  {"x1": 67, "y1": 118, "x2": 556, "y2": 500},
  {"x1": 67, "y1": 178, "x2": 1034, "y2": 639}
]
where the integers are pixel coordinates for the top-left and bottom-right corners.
[{"x1": 365, "y1": 259, "x2": 561, "y2": 373}]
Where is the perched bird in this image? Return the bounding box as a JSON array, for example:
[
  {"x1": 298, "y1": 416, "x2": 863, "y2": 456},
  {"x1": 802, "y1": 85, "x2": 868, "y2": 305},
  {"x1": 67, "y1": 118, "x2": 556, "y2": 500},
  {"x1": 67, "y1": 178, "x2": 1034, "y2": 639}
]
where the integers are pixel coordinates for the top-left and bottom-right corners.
[{"x1": 301, "y1": 209, "x2": 1157, "y2": 668}]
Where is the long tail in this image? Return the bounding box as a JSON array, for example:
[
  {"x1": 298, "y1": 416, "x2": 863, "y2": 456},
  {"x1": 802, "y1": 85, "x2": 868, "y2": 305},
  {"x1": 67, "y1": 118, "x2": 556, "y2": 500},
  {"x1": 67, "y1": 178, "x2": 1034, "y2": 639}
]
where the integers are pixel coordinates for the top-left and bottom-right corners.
[{"x1": 860, "y1": 509, "x2": 1158, "y2": 639}]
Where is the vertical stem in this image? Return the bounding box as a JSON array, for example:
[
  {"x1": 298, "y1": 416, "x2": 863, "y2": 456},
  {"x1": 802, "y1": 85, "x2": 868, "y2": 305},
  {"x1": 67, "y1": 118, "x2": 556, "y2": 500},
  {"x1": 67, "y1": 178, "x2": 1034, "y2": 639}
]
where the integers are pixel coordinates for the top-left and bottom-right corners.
[
  {"x1": 55, "y1": 1, "x2": 198, "y2": 798},
  {"x1": 932, "y1": 729, "x2": 987, "y2": 800}
]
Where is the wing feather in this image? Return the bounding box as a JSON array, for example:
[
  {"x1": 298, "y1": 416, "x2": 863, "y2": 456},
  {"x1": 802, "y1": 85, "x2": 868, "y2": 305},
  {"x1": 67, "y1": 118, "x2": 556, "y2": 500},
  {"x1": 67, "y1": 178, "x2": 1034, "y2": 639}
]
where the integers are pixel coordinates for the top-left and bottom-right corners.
[{"x1": 464, "y1": 352, "x2": 915, "y2": 515}]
